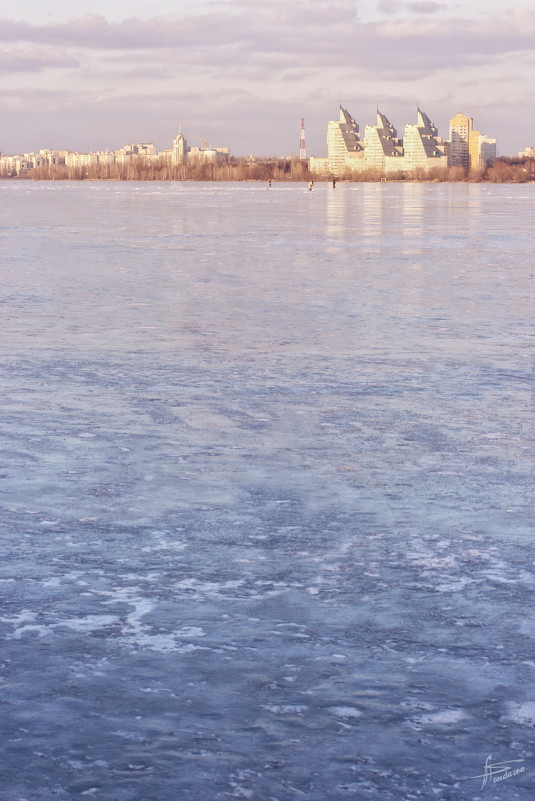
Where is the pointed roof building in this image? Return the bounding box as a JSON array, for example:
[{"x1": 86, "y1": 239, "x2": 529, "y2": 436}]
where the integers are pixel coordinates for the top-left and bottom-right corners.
[
  {"x1": 403, "y1": 108, "x2": 447, "y2": 172},
  {"x1": 365, "y1": 110, "x2": 403, "y2": 157},
  {"x1": 324, "y1": 105, "x2": 365, "y2": 175},
  {"x1": 309, "y1": 104, "x2": 449, "y2": 178},
  {"x1": 335, "y1": 106, "x2": 363, "y2": 153}
]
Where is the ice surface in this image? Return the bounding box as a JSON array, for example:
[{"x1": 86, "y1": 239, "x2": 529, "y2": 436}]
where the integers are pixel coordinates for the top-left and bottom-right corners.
[
  {"x1": 1, "y1": 181, "x2": 534, "y2": 800},
  {"x1": 505, "y1": 702, "x2": 535, "y2": 727}
]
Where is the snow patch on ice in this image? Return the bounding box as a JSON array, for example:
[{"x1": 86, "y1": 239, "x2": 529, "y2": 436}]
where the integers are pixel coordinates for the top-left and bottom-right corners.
[
  {"x1": 122, "y1": 631, "x2": 206, "y2": 652},
  {"x1": 175, "y1": 626, "x2": 205, "y2": 638},
  {"x1": 328, "y1": 706, "x2": 363, "y2": 719},
  {"x1": 408, "y1": 709, "x2": 466, "y2": 728},
  {"x1": 262, "y1": 705, "x2": 307, "y2": 714},
  {"x1": 125, "y1": 598, "x2": 156, "y2": 628},
  {"x1": 0, "y1": 609, "x2": 37, "y2": 625},
  {"x1": 435, "y1": 578, "x2": 471, "y2": 593},
  {"x1": 2, "y1": 611, "x2": 55, "y2": 639},
  {"x1": 9, "y1": 624, "x2": 51, "y2": 639},
  {"x1": 174, "y1": 577, "x2": 246, "y2": 598},
  {"x1": 140, "y1": 537, "x2": 187, "y2": 553},
  {"x1": 504, "y1": 702, "x2": 535, "y2": 727},
  {"x1": 55, "y1": 615, "x2": 118, "y2": 632},
  {"x1": 406, "y1": 553, "x2": 458, "y2": 569},
  {"x1": 100, "y1": 586, "x2": 208, "y2": 652}
]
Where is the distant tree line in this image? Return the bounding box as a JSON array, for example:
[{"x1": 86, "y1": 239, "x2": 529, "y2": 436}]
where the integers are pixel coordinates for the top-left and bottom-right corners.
[
  {"x1": 12, "y1": 156, "x2": 312, "y2": 182},
  {"x1": 6, "y1": 156, "x2": 535, "y2": 183}
]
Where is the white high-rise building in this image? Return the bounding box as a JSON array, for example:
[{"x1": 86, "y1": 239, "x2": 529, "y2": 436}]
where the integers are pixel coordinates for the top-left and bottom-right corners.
[
  {"x1": 326, "y1": 106, "x2": 365, "y2": 175},
  {"x1": 363, "y1": 111, "x2": 404, "y2": 173},
  {"x1": 404, "y1": 109, "x2": 448, "y2": 173},
  {"x1": 310, "y1": 105, "x2": 449, "y2": 176},
  {"x1": 172, "y1": 132, "x2": 187, "y2": 165}
]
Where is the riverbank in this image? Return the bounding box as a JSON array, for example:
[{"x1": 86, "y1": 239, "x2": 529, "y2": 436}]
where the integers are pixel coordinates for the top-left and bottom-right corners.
[{"x1": 2, "y1": 156, "x2": 534, "y2": 183}]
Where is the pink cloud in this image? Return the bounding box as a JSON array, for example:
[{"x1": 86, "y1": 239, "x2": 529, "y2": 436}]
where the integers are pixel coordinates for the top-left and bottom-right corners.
[
  {"x1": 0, "y1": 46, "x2": 79, "y2": 73},
  {"x1": 406, "y1": 1, "x2": 448, "y2": 13},
  {"x1": 0, "y1": 6, "x2": 532, "y2": 72}
]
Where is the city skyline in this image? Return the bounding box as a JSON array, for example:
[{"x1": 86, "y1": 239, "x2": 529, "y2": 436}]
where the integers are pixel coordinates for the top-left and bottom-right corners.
[{"x1": 1, "y1": 0, "x2": 534, "y2": 157}]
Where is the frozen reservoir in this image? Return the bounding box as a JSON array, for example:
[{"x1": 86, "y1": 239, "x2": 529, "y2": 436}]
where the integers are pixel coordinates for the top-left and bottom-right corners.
[{"x1": 1, "y1": 180, "x2": 534, "y2": 799}]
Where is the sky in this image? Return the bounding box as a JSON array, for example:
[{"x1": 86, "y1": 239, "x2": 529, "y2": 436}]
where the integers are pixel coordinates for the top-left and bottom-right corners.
[{"x1": 1, "y1": 0, "x2": 534, "y2": 157}]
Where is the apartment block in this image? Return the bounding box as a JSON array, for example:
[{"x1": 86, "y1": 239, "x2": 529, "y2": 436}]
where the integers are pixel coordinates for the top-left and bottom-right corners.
[
  {"x1": 0, "y1": 133, "x2": 230, "y2": 175},
  {"x1": 469, "y1": 132, "x2": 496, "y2": 169},
  {"x1": 403, "y1": 109, "x2": 448, "y2": 173},
  {"x1": 310, "y1": 106, "x2": 448, "y2": 176},
  {"x1": 66, "y1": 152, "x2": 100, "y2": 168},
  {"x1": 172, "y1": 133, "x2": 187, "y2": 164},
  {"x1": 363, "y1": 111, "x2": 404, "y2": 173},
  {"x1": 172, "y1": 132, "x2": 229, "y2": 165},
  {"x1": 449, "y1": 112, "x2": 473, "y2": 168},
  {"x1": 449, "y1": 113, "x2": 497, "y2": 169}
]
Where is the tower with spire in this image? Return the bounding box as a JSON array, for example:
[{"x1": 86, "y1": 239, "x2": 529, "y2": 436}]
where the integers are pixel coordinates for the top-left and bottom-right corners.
[{"x1": 172, "y1": 128, "x2": 187, "y2": 165}]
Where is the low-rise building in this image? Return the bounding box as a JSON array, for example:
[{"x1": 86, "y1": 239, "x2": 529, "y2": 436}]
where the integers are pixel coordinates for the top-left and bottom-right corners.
[
  {"x1": 171, "y1": 132, "x2": 230, "y2": 165},
  {"x1": 38, "y1": 149, "x2": 68, "y2": 166},
  {"x1": 97, "y1": 151, "x2": 116, "y2": 165},
  {"x1": 0, "y1": 155, "x2": 26, "y2": 175},
  {"x1": 65, "y1": 152, "x2": 99, "y2": 168}
]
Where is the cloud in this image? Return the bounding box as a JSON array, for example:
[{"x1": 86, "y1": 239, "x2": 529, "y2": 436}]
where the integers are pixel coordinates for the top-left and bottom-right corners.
[
  {"x1": 377, "y1": 0, "x2": 401, "y2": 13},
  {"x1": 0, "y1": 4, "x2": 356, "y2": 50},
  {"x1": 1, "y1": 2, "x2": 534, "y2": 156},
  {"x1": 0, "y1": 5, "x2": 533, "y2": 76},
  {"x1": 0, "y1": 46, "x2": 79, "y2": 73},
  {"x1": 222, "y1": 0, "x2": 358, "y2": 27},
  {"x1": 406, "y1": 1, "x2": 447, "y2": 12},
  {"x1": 507, "y1": 5, "x2": 535, "y2": 32},
  {"x1": 377, "y1": 0, "x2": 447, "y2": 14},
  {"x1": 0, "y1": 84, "x2": 291, "y2": 154}
]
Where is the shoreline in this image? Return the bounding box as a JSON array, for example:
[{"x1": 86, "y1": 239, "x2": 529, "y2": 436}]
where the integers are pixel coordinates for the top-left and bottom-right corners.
[{"x1": 2, "y1": 177, "x2": 534, "y2": 185}]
